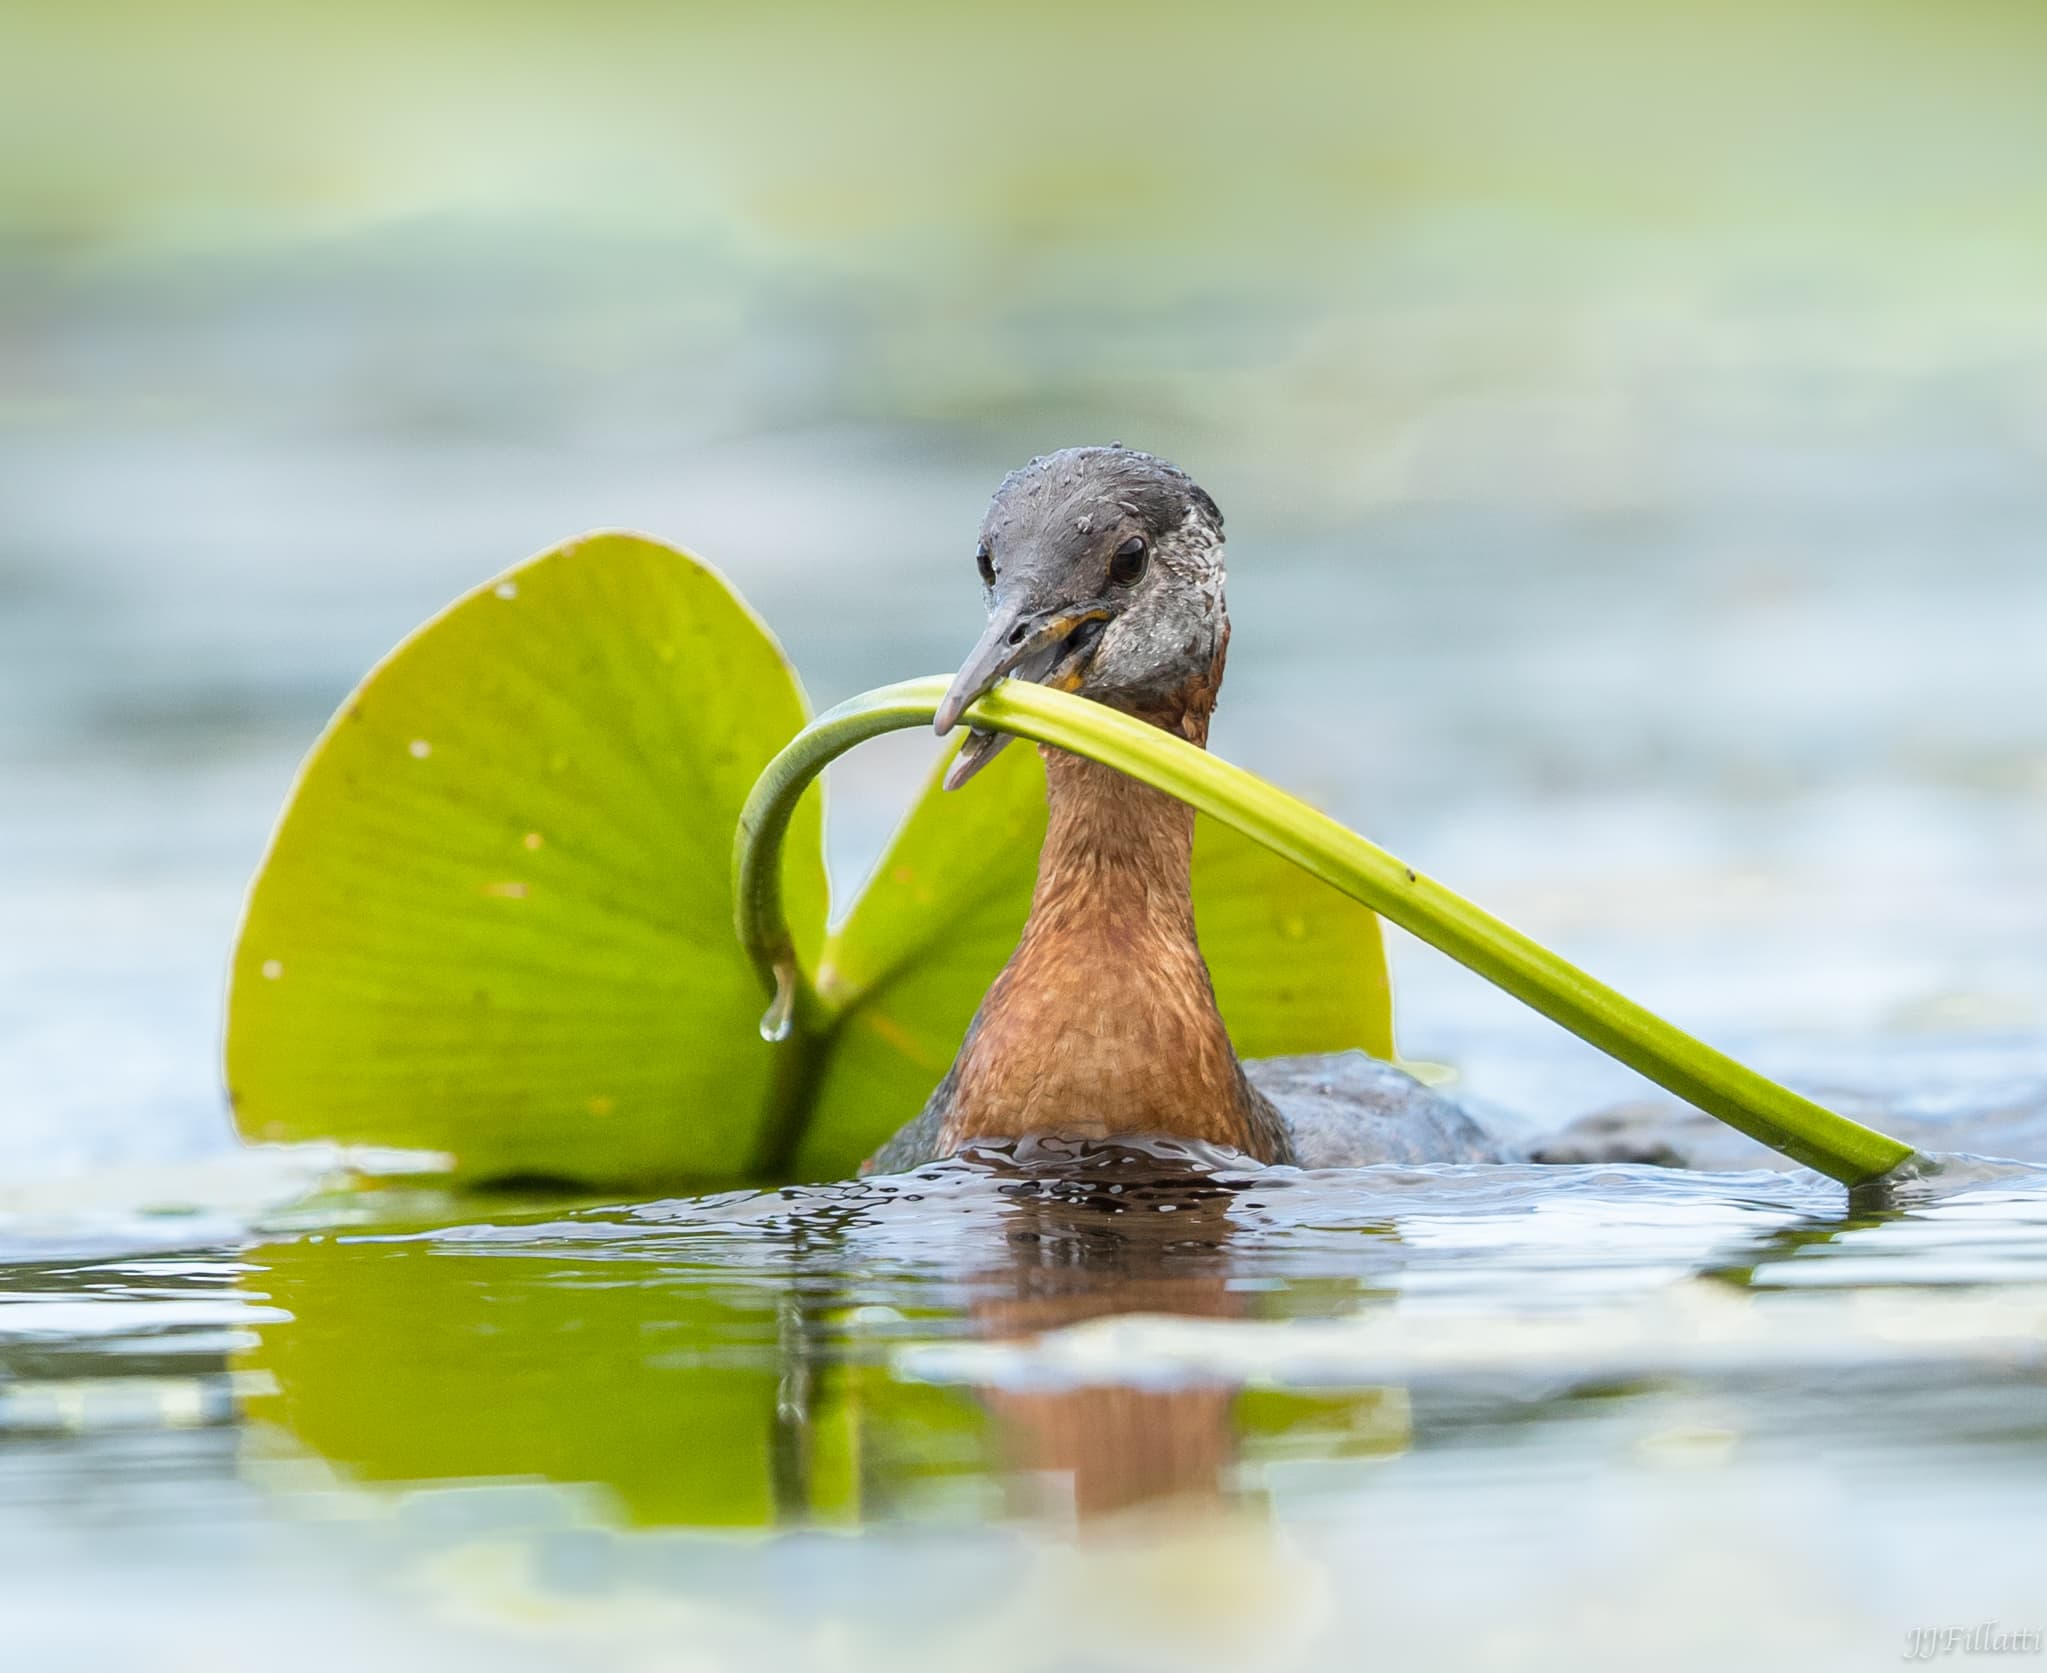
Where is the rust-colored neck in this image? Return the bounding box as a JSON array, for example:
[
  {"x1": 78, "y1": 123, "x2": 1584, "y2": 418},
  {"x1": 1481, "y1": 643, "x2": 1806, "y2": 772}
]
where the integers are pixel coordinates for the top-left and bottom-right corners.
[
  {"x1": 1032, "y1": 733, "x2": 1201, "y2": 931},
  {"x1": 937, "y1": 688, "x2": 1282, "y2": 1158}
]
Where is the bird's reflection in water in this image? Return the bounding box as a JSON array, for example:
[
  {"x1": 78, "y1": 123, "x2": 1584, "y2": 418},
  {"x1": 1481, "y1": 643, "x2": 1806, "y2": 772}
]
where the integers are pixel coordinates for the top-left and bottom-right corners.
[
  {"x1": 240, "y1": 1137, "x2": 1403, "y2": 1535},
  {"x1": 954, "y1": 1138, "x2": 1254, "y2": 1523}
]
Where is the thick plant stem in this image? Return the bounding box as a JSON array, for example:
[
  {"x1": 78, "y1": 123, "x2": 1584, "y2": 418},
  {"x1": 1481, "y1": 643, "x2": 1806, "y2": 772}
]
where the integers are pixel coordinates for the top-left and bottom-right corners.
[
  {"x1": 746, "y1": 980, "x2": 834, "y2": 1182},
  {"x1": 735, "y1": 677, "x2": 1917, "y2": 1187}
]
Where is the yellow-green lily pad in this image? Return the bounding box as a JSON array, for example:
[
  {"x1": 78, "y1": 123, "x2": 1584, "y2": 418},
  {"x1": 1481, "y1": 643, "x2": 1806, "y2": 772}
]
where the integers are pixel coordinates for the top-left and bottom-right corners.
[
  {"x1": 226, "y1": 532, "x2": 827, "y2": 1187},
  {"x1": 229, "y1": 533, "x2": 1393, "y2": 1186}
]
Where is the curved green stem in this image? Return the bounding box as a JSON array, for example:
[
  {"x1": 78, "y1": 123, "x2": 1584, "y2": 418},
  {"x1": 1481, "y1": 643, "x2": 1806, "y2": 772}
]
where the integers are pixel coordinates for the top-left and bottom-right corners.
[{"x1": 735, "y1": 677, "x2": 1916, "y2": 1186}]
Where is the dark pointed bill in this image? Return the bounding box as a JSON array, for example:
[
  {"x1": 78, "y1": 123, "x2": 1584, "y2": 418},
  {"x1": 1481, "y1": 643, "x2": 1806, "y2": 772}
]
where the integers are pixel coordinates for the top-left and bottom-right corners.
[
  {"x1": 943, "y1": 726, "x2": 1014, "y2": 790},
  {"x1": 934, "y1": 602, "x2": 1111, "y2": 790}
]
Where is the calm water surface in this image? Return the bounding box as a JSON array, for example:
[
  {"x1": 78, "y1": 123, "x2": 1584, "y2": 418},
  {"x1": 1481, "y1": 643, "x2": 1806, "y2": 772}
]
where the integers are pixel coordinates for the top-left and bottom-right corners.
[{"x1": 5, "y1": 1144, "x2": 2047, "y2": 1671}]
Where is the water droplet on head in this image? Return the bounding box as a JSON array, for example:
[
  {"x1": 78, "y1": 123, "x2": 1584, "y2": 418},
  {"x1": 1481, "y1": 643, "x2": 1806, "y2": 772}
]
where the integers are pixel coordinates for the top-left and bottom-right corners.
[
  {"x1": 409, "y1": 739, "x2": 432, "y2": 759},
  {"x1": 523, "y1": 832, "x2": 544, "y2": 851},
  {"x1": 260, "y1": 959, "x2": 284, "y2": 980},
  {"x1": 494, "y1": 581, "x2": 518, "y2": 600}
]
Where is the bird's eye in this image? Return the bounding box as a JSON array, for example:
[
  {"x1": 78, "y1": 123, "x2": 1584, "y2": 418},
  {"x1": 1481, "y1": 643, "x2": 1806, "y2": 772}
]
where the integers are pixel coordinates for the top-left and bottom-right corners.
[
  {"x1": 975, "y1": 542, "x2": 996, "y2": 586},
  {"x1": 1110, "y1": 535, "x2": 1149, "y2": 586}
]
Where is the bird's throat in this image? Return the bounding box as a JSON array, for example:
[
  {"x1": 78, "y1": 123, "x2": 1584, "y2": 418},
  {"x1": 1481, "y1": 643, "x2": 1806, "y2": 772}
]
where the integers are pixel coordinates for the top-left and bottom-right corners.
[{"x1": 937, "y1": 709, "x2": 1275, "y2": 1157}]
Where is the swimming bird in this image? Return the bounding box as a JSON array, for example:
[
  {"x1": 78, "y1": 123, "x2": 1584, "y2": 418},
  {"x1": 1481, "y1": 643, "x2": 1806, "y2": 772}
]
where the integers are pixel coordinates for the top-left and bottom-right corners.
[{"x1": 868, "y1": 446, "x2": 1501, "y2": 1174}]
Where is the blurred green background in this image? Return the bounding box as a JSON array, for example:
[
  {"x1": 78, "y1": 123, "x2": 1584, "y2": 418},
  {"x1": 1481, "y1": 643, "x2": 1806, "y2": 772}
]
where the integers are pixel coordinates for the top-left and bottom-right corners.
[{"x1": 4, "y1": 0, "x2": 2046, "y2": 1173}]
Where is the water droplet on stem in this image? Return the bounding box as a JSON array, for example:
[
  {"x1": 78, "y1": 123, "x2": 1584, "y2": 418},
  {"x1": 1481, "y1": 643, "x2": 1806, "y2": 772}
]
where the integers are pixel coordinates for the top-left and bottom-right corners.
[{"x1": 760, "y1": 959, "x2": 798, "y2": 1042}]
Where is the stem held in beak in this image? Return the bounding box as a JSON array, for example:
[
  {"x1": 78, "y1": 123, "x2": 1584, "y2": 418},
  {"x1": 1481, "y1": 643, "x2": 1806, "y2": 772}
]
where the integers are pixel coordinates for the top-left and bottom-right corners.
[{"x1": 934, "y1": 603, "x2": 1112, "y2": 743}]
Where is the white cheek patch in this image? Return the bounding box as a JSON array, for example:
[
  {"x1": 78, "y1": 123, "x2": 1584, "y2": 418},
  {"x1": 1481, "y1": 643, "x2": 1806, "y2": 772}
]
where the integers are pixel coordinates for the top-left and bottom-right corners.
[
  {"x1": 1090, "y1": 510, "x2": 1230, "y2": 692},
  {"x1": 1161, "y1": 507, "x2": 1227, "y2": 614}
]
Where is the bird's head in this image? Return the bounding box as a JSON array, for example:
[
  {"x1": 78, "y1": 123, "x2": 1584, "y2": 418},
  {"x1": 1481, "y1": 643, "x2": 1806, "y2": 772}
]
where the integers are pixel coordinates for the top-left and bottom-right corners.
[{"x1": 935, "y1": 445, "x2": 1230, "y2": 787}]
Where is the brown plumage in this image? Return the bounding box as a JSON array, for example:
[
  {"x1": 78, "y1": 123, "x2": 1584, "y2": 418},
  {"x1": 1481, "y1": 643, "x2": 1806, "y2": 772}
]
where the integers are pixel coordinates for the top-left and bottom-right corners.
[
  {"x1": 941, "y1": 742, "x2": 1290, "y2": 1159},
  {"x1": 866, "y1": 445, "x2": 1495, "y2": 1176}
]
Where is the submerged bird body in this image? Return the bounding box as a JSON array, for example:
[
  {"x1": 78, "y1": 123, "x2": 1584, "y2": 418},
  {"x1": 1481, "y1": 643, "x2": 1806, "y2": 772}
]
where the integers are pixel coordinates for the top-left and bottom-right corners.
[{"x1": 870, "y1": 445, "x2": 1500, "y2": 1175}]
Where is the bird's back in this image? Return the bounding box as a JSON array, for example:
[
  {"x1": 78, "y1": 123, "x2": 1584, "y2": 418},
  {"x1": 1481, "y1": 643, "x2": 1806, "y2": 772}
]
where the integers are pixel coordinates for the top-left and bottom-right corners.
[{"x1": 864, "y1": 1049, "x2": 1505, "y2": 1174}]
